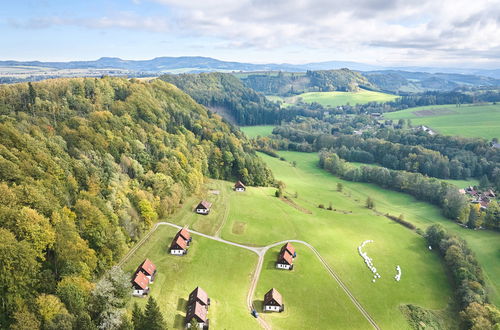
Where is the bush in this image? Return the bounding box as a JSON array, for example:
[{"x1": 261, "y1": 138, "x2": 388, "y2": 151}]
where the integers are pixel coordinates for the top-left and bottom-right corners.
[{"x1": 318, "y1": 204, "x2": 325, "y2": 209}]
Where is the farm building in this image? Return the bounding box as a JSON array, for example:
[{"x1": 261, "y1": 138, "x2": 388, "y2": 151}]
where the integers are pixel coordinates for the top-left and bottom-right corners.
[
  {"x1": 177, "y1": 227, "x2": 192, "y2": 246},
  {"x1": 170, "y1": 235, "x2": 188, "y2": 255},
  {"x1": 276, "y1": 250, "x2": 294, "y2": 270},
  {"x1": 280, "y1": 242, "x2": 296, "y2": 258},
  {"x1": 263, "y1": 288, "x2": 284, "y2": 312},
  {"x1": 189, "y1": 287, "x2": 210, "y2": 308},
  {"x1": 131, "y1": 271, "x2": 150, "y2": 296},
  {"x1": 186, "y1": 301, "x2": 209, "y2": 329},
  {"x1": 195, "y1": 201, "x2": 212, "y2": 215},
  {"x1": 234, "y1": 181, "x2": 246, "y2": 192},
  {"x1": 135, "y1": 258, "x2": 157, "y2": 283}
]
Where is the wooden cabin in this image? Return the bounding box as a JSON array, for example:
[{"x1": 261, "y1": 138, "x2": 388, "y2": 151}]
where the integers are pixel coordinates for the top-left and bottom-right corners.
[
  {"x1": 131, "y1": 271, "x2": 150, "y2": 296},
  {"x1": 263, "y1": 288, "x2": 284, "y2": 312},
  {"x1": 177, "y1": 227, "x2": 192, "y2": 246},
  {"x1": 189, "y1": 287, "x2": 210, "y2": 308},
  {"x1": 135, "y1": 258, "x2": 157, "y2": 283},
  {"x1": 195, "y1": 201, "x2": 212, "y2": 215},
  {"x1": 276, "y1": 250, "x2": 294, "y2": 270},
  {"x1": 170, "y1": 235, "x2": 188, "y2": 255},
  {"x1": 234, "y1": 181, "x2": 246, "y2": 192},
  {"x1": 186, "y1": 302, "x2": 209, "y2": 329},
  {"x1": 280, "y1": 242, "x2": 296, "y2": 258}
]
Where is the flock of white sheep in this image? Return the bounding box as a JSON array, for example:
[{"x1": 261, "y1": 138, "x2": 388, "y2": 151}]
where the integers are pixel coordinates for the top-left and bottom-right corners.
[{"x1": 358, "y1": 240, "x2": 402, "y2": 283}]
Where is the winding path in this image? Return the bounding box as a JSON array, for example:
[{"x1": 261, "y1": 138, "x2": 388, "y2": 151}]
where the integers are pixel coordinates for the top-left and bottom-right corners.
[{"x1": 118, "y1": 221, "x2": 380, "y2": 330}]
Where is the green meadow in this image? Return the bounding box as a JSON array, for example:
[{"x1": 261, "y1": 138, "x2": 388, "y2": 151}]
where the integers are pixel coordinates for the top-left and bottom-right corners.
[
  {"x1": 384, "y1": 103, "x2": 500, "y2": 140},
  {"x1": 122, "y1": 225, "x2": 257, "y2": 329},
  {"x1": 297, "y1": 89, "x2": 398, "y2": 107},
  {"x1": 240, "y1": 125, "x2": 276, "y2": 139}
]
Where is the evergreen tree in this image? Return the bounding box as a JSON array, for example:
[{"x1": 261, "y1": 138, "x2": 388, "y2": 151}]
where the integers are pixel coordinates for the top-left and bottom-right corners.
[
  {"x1": 366, "y1": 197, "x2": 375, "y2": 209},
  {"x1": 479, "y1": 174, "x2": 491, "y2": 189},
  {"x1": 337, "y1": 182, "x2": 343, "y2": 192},
  {"x1": 142, "y1": 297, "x2": 167, "y2": 330},
  {"x1": 131, "y1": 303, "x2": 144, "y2": 329}
]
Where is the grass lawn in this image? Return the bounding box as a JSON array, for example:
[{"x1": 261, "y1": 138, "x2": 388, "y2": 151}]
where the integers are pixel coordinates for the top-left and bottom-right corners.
[
  {"x1": 122, "y1": 225, "x2": 258, "y2": 329},
  {"x1": 297, "y1": 89, "x2": 398, "y2": 107},
  {"x1": 384, "y1": 103, "x2": 500, "y2": 140},
  {"x1": 240, "y1": 125, "x2": 276, "y2": 139},
  {"x1": 266, "y1": 151, "x2": 500, "y2": 307},
  {"x1": 222, "y1": 154, "x2": 454, "y2": 329},
  {"x1": 255, "y1": 244, "x2": 372, "y2": 329}
]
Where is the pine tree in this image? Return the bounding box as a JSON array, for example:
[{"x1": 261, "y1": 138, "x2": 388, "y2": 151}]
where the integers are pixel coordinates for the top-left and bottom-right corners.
[
  {"x1": 366, "y1": 197, "x2": 375, "y2": 209},
  {"x1": 143, "y1": 297, "x2": 167, "y2": 330},
  {"x1": 131, "y1": 303, "x2": 144, "y2": 329}
]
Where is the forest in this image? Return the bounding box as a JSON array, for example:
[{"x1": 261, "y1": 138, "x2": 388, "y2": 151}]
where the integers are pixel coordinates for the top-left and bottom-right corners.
[{"x1": 0, "y1": 77, "x2": 273, "y2": 329}]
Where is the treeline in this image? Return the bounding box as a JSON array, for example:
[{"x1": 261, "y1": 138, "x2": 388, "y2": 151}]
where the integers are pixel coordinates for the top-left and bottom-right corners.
[
  {"x1": 426, "y1": 225, "x2": 500, "y2": 329},
  {"x1": 0, "y1": 77, "x2": 273, "y2": 329},
  {"x1": 319, "y1": 152, "x2": 500, "y2": 230}
]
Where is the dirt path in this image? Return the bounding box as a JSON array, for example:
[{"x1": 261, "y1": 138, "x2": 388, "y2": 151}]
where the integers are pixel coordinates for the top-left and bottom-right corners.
[{"x1": 118, "y1": 221, "x2": 379, "y2": 330}]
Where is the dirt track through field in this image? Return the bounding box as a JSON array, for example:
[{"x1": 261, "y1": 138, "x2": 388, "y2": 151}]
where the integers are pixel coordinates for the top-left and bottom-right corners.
[{"x1": 118, "y1": 221, "x2": 380, "y2": 330}]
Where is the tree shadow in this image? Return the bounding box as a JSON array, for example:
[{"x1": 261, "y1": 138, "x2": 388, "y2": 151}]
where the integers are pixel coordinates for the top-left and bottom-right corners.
[
  {"x1": 174, "y1": 313, "x2": 185, "y2": 328},
  {"x1": 177, "y1": 297, "x2": 187, "y2": 312}
]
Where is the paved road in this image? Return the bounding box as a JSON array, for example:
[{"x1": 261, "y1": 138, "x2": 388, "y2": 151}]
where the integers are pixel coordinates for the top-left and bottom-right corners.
[{"x1": 118, "y1": 221, "x2": 380, "y2": 330}]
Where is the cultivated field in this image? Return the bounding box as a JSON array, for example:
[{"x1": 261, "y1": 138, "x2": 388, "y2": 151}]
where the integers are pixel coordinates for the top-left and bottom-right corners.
[{"x1": 384, "y1": 103, "x2": 500, "y2": 140}]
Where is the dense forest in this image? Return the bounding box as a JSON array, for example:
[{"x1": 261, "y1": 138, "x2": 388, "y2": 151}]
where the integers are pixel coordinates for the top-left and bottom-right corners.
[{"x1": 0, "y1": 77, "x2": 273, "y2": 329}]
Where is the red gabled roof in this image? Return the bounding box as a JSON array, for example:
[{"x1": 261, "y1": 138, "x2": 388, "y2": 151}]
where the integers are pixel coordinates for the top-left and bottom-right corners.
[
  {"x1": 178, "y1": 228, "x2": 191, "y2": 241},
  {"x1": 277, "y1": 250, "x2": 293, "y2": 265},
  {"x1": 138, "y1": 258, "x2": 156, "y2": 276},
  {"x1": 132, "y1": 271, "x2": 149, "y2": 290},
  {"x1": 189, "y1": 287, "x2": 209, "y2": 305},
  {"x1": 186, "y1": 301, "x2": 207, "y2": 323},
  {"x1": 264, "y1": 288, "x2": 282, "y2": 306},
  {"x1": 280, "y1": 242, "x2": 295, "y2": 256},
  {"x1": 234, "y1": 181, "x2": 246, "y2": 188},
  {"x1": 171, "y1": 235, "x2": 187, "y2": 250},
  {"x1": 197, "y1": 200, "x2": 212, "y2": 209}
]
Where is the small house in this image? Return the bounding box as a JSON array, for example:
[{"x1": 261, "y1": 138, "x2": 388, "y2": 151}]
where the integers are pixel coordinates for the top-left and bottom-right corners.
[
  {"x1": 234, "y1": 181, "x2": 246, "y2": 192},
  {"x1": 189, "y1": 287, "x2": 210, "y2": 308},
  {"x1": 186, "y1": 301, "x2": 209, "y2": 329},
  {"x1": 276, "y1": 250, "x2": 294, "y2": 270},
  {"x1": 263, "y1": 288, "x2": 284, "y2": 312},
  {"x1": 280, "y1": 242, "x2": 296, "y2": 258},
  {"x1": 195, "y1": 201, "x2": 212, "y2": 215},
  {"x1": 177, "y1": 227, "x2": 192, "y2": 246},
  {"x1": 132, "y1": 271, "x2": 150, "y2": 296},
  {"x1": 170, "y1": 235, "x2": 188, "y2": 255},
  {"x1": 135, "y1": 258, "x2": 157, "y2": 283}
]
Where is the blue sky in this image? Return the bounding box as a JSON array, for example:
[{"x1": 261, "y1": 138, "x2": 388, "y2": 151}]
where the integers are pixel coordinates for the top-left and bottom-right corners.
[{"x1": 2, "y1": 0, "x2": 499, "y2": 68}]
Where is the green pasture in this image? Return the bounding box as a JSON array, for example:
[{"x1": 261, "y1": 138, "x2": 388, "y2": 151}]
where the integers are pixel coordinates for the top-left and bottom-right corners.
[
  {"x1": 240, "y1": 125, "x2": 276, "y2": 139},
  {"x1": 297, "y1": 89, "x2": 398, "y2": 107},
  {"x1": 384, "y1": 103, "x2": 500, "y2": 140}
]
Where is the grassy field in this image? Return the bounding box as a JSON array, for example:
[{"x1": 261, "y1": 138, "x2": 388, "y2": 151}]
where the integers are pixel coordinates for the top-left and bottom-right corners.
[
  {"x1": 122, "y1": 225, "x2": 258, "y2": 329},
  {"x1": 297, "y1": 89, "x2": 398, "y2": 107},
  {"x1": 265, "y1": 152, "x2": 499, "y2": 307},
  {"x1": 240, "y1": 125, "x2": 276, "y2": 139},
  {"x1": 255, "y1": 244, "x2": 371, "y2": 329},
  {"x1": 223, "y1": 157, "x2": 453, "y2": 329},
  {"x1": 384, "y1": 103, "x2": 500, "y2": 140}
]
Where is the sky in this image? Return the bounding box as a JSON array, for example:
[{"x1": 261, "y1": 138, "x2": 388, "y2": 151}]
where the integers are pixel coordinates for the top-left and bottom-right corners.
[{"x1": 2, "y1": 0, "x2": 500, "y2": 68}]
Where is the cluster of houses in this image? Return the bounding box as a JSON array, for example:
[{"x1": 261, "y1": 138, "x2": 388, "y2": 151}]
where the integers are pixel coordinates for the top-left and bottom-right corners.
[
  {"x1": 460, "y1": 186, "x2": 496, "y2": 210},
  {"x1": 131, "y1": 258, "x2": 157, "y2": 296},
  {"x1": 194, "y1": 182, "x2": 246, "y2": 215},
  {"x1": 276, "y1": 242, "x2": 296, "y2": 270},
  {"x1": 170, "y1": 227, "x2": 192, "y2": 255},
  {"x1": 186, "y1": 287, "x2": 210, "y2": 329}
]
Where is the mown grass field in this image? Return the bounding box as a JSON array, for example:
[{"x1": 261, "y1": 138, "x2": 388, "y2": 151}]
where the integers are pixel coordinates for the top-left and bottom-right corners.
[
  {"x1": 384, "y1": 103, "x2": 500, "y2": 140},
  {"x1": 122, "y1": 225, "x2": 257, "y2": 329},
  {"x1": 297, "y1": 89, "x2": 398, "y2": 107},
  {"x1": 254, "y1": 244, "x2": 371, "y2": 329},
  {"x1": 267, "y1": 151, "x2": 500, "y2": 307},
  {"x1": 223, "y1": 158, "x2": 453, "y2": 329},
  {"x1": 240, "y1": 125, "x2": 276, "y2": 139}
]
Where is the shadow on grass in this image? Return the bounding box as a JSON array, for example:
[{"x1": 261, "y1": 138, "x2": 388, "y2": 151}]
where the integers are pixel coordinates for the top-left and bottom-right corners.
[
  {"x1": 266, "y1": 259, "x2": 277, "y2": 270},
  {"x1": 174, "y1": 313, "x2": 185, "y2": 328},
  {"x1": 253, "y1": 299, "x2": 264, "y2": 312},
  {"x1": 177, "y1": 297, "x2": 187, "y2": 312}
]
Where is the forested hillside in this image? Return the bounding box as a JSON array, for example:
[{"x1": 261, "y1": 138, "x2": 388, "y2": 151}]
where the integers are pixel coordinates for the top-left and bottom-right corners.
[
  {"x1": 160, "y1": 72, "x2": 283, "y2": 125},
  {"x1": 0, "y1": 77, "x2": 273, "y2": 329}
]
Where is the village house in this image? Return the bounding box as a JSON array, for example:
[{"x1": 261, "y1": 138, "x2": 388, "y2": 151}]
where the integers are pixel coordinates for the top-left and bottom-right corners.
[
  {"x1": 135, "y1": 258, "x2": 157, "y2": 283},
  {"x1": 189, "y1": 287, "x2": 210, "y2": 308},
  {"x1": 195, "y1": 201, "x2": 212, "y2": 215},
  {"x1": 186, "y1": 301, "x2": 209, "y2": 329},
  {"x1": 263, "y1": 288, "x2": 284, "y2": 312},
  {"x1": 131, "y1": 271, "x2": 150, "y2": 296},
  {"x1": 170, "y1": 235, "x2": 188, "y2": 255},
  {"x1": 276, "y1": 250, "x2": 294, "y2": 270},
  {"x1": 177, "y1": 227, "x2": 192, "y2": 246},
  {"x1": 280, "y1": 242, "x2": 296, "y2": 258},
  {"x1": 234, "y1": 181, "x2": 246, "y2": 192}
]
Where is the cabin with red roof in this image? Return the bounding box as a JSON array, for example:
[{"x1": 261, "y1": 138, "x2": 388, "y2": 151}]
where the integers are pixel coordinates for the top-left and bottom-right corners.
[
  {"x1": 131, "y1": 271, "x2": 150, "y2": 296},
  {"x1": 186, "y1": 301, "x2": 209, "y2": 328},
  {"x1": 189, "y1": 287, "x2": 210, "y2": 308},
  {"x1": 177, "y1": 227, "x2": 192, "y2": 246},
  {"x1": 280, "y1": 242, "x2": 296, "y2": 258},
  {"x1": 263, "y1": 288, "x2": 284, "y2": 312},
  {"x1": 170, "y1": 235, "x2": 188, "y2": 255},
  {"x1": 276, "y1": 250, "x2": 294, "y2": 270},
  {"x1": 135, "y1": 258, "x2": 157, "y2": 283},
  {"x1": 234, "y1": 181, "x2": 246, "y2": 192},
  {"x1": 195, "y1": 201, "x2": 212, "y2": 215}
]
